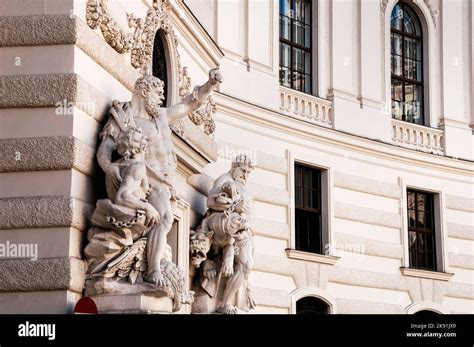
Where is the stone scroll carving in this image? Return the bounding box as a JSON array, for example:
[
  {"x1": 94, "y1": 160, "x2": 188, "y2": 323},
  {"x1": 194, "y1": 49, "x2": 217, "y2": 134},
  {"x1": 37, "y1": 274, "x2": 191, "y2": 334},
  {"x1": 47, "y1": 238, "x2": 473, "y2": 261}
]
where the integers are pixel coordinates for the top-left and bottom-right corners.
[
  {"x1": 86, "y1": 0, "x2": 217, "y2": 135},
  {"x1": 190, "y1": 155, "x2": 256, "y2": 314},
  {"x1": 380, "y1": 0, "x2": 439, "y2": 28},
  {"x1": 84, "y1": 67, "x2": 222, "y2": 312},
  {"x1": 86, "y1": 0, "x2": 172, "y2": 68}
]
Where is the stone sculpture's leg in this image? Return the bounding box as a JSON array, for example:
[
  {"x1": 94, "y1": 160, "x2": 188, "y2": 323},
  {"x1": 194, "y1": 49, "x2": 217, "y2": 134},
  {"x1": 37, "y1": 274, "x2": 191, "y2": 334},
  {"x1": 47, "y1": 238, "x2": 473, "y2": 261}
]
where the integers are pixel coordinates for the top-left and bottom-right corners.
[
  {"x1": 221, "y1": 244, "x2": 235, "y2": 277},
  {"x1": 218, "y1": 240, "x2": 253, "y2": 314},
  {"x1": 145, "y1": 187, "x2": 174, "y2": 286}
]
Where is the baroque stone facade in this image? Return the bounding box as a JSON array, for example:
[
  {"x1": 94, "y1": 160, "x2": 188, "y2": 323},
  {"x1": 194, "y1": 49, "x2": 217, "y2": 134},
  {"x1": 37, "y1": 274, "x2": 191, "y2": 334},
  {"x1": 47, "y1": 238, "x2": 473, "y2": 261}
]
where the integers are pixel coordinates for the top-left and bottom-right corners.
[{"x1": 0, "y1": 0, "x2": 473, "y2": 315}]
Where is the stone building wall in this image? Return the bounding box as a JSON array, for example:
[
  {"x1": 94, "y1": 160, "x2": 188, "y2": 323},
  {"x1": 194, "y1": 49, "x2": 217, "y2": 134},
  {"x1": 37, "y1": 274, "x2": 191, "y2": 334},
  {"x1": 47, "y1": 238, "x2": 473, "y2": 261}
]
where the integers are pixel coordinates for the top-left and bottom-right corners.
[{"x1": 0, "y1": 0, "x2": 472, "y2": 314}]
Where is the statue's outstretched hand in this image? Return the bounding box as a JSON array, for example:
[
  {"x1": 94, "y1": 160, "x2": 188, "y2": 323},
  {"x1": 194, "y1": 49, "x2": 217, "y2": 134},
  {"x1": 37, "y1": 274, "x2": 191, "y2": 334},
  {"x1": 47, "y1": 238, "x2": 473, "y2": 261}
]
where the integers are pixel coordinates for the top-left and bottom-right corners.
[{"x1": 209, "y1": 68, "x2": 223, "y2": 86}]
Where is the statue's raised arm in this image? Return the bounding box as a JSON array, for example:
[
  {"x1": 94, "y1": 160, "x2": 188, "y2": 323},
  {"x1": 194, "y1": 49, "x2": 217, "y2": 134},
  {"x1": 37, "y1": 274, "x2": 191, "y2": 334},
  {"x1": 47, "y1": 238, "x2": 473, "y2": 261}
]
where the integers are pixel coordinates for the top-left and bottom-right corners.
[{"x1": 166, "y1": 68, "x2": 223, "y2": 124}]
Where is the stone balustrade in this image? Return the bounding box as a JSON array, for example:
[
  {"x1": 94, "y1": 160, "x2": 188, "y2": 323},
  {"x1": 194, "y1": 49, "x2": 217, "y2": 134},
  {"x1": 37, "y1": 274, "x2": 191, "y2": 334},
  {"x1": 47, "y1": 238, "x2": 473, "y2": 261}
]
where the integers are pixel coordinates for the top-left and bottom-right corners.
[
  {"x1": 279, "y1": 86, "x2": 333, "y2": 128},
  {"x1": 391, "y1": 119, "x2": 444, "y2": 155}
]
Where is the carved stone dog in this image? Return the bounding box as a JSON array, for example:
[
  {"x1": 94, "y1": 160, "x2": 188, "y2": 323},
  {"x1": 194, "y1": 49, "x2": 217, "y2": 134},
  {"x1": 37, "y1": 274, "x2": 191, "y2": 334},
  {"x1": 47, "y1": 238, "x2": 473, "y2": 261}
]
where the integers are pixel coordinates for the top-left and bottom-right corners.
[{"x1": 197, "y1": 210, "x2": 249, "y2": 277}]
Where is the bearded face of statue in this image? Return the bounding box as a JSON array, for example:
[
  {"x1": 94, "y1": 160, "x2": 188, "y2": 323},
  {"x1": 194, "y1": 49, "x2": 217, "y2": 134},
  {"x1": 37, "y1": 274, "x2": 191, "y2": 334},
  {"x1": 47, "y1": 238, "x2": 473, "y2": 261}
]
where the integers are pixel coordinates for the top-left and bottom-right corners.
[
  {"x1": 231, "y1": 165, "x2": 253, "y2": 185},
  {"x1": 145, "y1": 85, "x2": 165, "y2": 118}
]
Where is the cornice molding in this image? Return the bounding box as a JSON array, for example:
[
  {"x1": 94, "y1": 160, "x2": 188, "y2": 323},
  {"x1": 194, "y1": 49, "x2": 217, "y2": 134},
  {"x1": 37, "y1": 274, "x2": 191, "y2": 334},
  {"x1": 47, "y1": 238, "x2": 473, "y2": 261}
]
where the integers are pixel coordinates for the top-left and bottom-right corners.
[{"x1": 213, "y1": 92, "x2": 474, "y2": 179}]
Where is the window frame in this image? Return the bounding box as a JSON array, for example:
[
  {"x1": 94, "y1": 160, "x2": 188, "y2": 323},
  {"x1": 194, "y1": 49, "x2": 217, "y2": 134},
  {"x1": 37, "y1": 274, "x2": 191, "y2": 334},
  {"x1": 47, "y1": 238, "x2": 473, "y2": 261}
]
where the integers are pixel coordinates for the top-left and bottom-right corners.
[
  {"x1": 407, "y1": 189, "x2": 437, "y2": 271},
  {"x1": 287, "y1": 151, "x2": 337, "y2": 264},
  {"x1": 172, "y1": 198, "x2": 191, "y2": 313},
  {"x1": 290, "y1": 286, "x2": 337, "y2": 314},
  {"x1": 390, "y1": 2, "x2": 425, "y2": 125},
  {"x1": 279, "y1": 0, "x2": 313, "y2": 94},
  {"x1": 399, "y1": 177, "x2": 449, "y2": 276},
  {"x1": 294, "y1": 163, "x2": 322, "y2": 254}
]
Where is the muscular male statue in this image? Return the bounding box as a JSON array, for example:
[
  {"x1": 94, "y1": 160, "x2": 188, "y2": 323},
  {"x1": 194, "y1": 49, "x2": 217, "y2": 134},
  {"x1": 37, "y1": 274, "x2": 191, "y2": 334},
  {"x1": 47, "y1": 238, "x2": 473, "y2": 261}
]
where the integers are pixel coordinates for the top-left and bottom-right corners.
[
  {"x1": 205, "y1": 154, "x2": 256, "y2": 313},
  {"x1": 97, "y1": 68, "x2": 222, "y2": 286}
]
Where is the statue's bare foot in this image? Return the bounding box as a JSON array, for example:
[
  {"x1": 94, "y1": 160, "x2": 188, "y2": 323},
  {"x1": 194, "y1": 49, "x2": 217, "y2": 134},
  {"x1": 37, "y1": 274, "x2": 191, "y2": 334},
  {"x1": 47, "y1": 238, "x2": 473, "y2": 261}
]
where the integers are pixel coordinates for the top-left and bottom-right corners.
[
  {"x1": 222, "y1": 260, "x2": 234, "y2": 277},
  {"x1": 145, "y1": 270, "x2": 167, "y2": 287},
  {"x1": 218, "y1": 304, "x2": 238, "y2": 314}
]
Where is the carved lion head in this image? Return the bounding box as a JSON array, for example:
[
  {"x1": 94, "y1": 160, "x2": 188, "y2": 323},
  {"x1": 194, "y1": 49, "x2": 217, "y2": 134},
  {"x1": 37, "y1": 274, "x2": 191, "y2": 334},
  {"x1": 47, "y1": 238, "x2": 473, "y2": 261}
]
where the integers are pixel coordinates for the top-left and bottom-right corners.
[{"x1": 189, "y1": 229, "x2": 213, "y2": 268}]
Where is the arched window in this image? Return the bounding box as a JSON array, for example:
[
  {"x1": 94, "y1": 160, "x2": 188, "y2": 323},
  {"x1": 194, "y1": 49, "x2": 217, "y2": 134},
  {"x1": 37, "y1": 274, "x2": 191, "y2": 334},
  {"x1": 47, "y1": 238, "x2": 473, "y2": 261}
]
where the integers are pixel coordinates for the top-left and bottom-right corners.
[
  {"x1": 405, "y1": 301, "x2": 449, "y2": 314},
  {"x1": 414, "y1": 310, "x2": 440, "y2": 316},
  {"x1": 152, "y1": 31, "x2": 168, "y2": 106},
  {"x1": 296, "y1": 296, "x2": 329, "y2": 314},
  {"x1": 279, "y1": 0, "x2": 312, "y2": 94},
  {"x1": 391, "y1": 3, "x2": 424, "y2": 125}
]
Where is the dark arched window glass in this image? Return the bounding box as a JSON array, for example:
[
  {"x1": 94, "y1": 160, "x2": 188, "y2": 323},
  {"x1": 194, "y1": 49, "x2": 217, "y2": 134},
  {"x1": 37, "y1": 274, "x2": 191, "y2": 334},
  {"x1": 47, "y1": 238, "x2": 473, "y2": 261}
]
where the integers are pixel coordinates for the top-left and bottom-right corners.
[
  {"x1": 296, "y1": 296, "x2": 329, "y2": 314},
  {"x1": 391, "y1": 3, "x2": 424, "y2": 125},
  {"x1": 414, "y1": 310, "x2": 440, "y2": 316},
  {"x1": 279, "y1": 0, "x2": 312, "y2": 94},
  {"x1": 152, "y1": 31, "x2": 168, "y2": 106}
]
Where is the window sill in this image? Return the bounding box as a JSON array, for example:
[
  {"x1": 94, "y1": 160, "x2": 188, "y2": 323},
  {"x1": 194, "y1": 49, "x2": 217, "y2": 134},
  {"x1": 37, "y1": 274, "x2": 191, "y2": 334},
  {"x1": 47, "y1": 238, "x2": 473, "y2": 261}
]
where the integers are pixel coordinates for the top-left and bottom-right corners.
[
  {"x1": 286, "y1": 249, "x2": 339, "y2": 265},
  {"x1": 400, "y1": 267, "x2": 454, "y2": 281}
]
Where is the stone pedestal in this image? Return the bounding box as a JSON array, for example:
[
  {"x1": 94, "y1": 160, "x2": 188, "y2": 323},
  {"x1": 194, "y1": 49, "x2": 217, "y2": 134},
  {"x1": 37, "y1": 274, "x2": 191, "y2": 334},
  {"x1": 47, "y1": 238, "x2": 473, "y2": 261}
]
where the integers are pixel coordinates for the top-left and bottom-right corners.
[
  {"x1": 85, "y1": 277, "x2": 177, "y2": 314},
  {"x1": 92, "y1": 294, "x2": 174, "y2": 314}
]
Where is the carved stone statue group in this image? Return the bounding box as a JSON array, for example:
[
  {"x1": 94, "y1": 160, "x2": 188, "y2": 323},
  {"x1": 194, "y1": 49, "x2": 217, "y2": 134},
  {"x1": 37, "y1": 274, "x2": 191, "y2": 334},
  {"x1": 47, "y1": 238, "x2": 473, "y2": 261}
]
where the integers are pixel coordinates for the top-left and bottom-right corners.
[
  {"x1": 84, "y1": 67, "x2": 221, "y2": 310},
  {"x1": 190, "y1": 154, "x2": 256, "y2": 314},
  {"x1": 83, "y1": 65, "x2": 256, "y2": 313}
]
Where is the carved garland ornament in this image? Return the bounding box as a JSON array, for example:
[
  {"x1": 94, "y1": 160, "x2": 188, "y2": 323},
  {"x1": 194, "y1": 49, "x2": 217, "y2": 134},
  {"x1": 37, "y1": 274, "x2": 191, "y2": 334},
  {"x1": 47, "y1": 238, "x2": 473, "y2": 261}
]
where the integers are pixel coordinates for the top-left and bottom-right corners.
[
  {"x1": 86, "y1": 0, "x2": 216, "y2": 135},
  {"x1": 381, "y1": 0, "x2": 439, "y2": 28}
]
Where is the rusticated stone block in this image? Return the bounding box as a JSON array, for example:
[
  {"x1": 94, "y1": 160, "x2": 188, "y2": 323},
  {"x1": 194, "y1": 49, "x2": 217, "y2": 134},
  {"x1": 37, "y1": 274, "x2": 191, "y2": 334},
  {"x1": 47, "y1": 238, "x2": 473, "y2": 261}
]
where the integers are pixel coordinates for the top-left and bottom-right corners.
[
  {"x1": 0, "y1": 195, "x2": 93, "y2": 230},
  {"x1": 0, "y1": 136, "x2": 95, "y2": 176},
  {"x1": 0, "y1": 257, "x2": 86, "y2": 293},
  {"x1": 0, "y1": 73, "x2": 110, "y2": 121},
  {"x1": 0, "y1": 15, "x2": 77, "y2": 47}
]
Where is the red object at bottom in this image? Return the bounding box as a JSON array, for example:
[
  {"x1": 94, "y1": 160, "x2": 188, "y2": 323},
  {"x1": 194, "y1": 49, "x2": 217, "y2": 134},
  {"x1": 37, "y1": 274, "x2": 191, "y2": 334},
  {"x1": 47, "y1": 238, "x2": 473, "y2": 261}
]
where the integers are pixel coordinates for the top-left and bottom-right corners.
[{"x1": 74, "y1": 297, "x2": 98, "y2": 314}]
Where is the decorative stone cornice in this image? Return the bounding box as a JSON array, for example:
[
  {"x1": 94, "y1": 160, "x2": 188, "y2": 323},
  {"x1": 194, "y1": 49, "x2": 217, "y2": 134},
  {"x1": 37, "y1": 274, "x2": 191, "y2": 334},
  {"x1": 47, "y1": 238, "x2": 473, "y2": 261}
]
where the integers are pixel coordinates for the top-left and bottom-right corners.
[{"x1": 381, "y1": 0, "x2": 439, "y2": 29}]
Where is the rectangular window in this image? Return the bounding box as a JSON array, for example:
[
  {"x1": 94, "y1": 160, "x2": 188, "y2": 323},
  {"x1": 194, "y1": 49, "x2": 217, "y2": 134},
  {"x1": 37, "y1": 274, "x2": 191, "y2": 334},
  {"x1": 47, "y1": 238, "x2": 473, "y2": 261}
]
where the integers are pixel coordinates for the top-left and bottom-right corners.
[
  {"x1": 279, "y1": 0, "x2": 312, "y2": 94},
  {"x1": 295, "y1": 163, "x2": 322, "y2": 253},
  {"x1": 407, "y1": 189, "x2": 437, "y2": 271}
]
